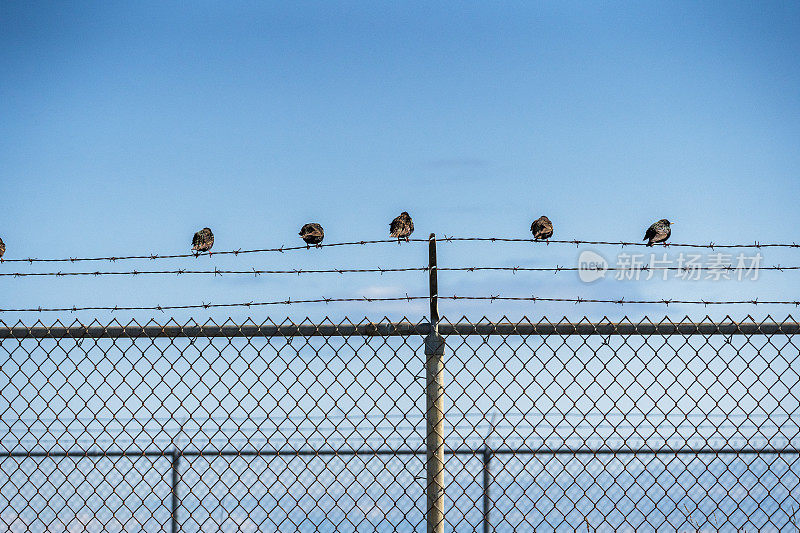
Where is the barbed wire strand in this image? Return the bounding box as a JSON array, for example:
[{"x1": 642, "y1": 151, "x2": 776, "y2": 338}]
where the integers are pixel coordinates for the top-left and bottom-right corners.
[
  {"x1": 0, "y1": 236, "x2": 797, "y2": 264},
  {"x1": 438, "y1": 237, "x2": 800, "y2": 249},
  {"x1": 0, "y1": 267, "x2": 428, "y2": 277},
  {"x1": 1, "y1": 295, "x2": 799, "y2": 313},
  {"x1": 0, "y1": 264, "x2": 797, "y2": 278},
  {"x1": 0, "y1": 239, "x2": 427, "y2": 264}
]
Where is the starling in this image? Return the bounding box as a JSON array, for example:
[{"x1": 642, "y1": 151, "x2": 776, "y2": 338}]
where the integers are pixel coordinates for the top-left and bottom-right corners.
[
  {"x1": 191, "y1": 227, "x2": 214, "y2": 253},
  {"x1": 299, "y1": 223, "x2": 325, "y2": 247},
  {"x1": 0, "y1": 237, "x2": 4, "y2": 260},
  {"x1": 644, "y1": 219, "x2": 672, "y2": 246},
  {"x1": 530, "y1": 215, "x2": 554, "y2": 240},
  {"x1": 390, "y1": 212, "x2": 414, "y2": 242}
]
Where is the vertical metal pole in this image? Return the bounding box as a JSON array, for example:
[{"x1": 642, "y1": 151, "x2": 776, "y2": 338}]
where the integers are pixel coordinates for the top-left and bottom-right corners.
[
  {"x1": 482, "y1": 448, "x2": 491, "y2": 533},
  {"x1": 428, "y1": 233, "x2": 440, "y2": 326},
  {"x1": 426, "y1": 233, "x2": 445, "y2": 533},
  {"x1": 171, "y1": 451, "x2": 180, "y2": 533}
]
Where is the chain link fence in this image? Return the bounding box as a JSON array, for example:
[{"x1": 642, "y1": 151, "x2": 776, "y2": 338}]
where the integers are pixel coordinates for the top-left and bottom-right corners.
[{"x1": 1, "y1": 318, "x2": 799, "y2": 532}]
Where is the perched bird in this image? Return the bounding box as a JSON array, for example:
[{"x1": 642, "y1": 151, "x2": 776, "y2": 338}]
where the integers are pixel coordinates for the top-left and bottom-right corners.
[
  {"x1": 530, "y1": 216, "x2": 554, "y2": 241},
  {"x1": 191, "y1": 227, "x2": 214, "y2": 253},
  {"x1": 0, "y1": 237, "x2": 4, "y2": 260},
  {"x1": 390, "y1": 212, "x2": 414, "y2": 242},
  {"x1": 644, "y1": 219, "x2": 673, "y2": 246},
  {"x1": 299, "y1": 223, "x2": 325, "y2": 247}
]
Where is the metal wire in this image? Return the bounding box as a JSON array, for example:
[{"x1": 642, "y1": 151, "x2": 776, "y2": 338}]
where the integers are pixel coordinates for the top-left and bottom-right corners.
[
  {"x1": 0, "y1": 295, "x2": 428, "y2": 313},
  {"x1": 1, "y1": 295, "x2": 799, "y2": 313},
  {"x1": 0, "y1": 267, "x2": 429, "y2": 277},
  {"x1": 0, "y1": 235, "x2": 797, "y2": 264},
  {"x1": 0, "y1": 238, "x2": 428, "y2": 263},
  {"x1": 1, "y1": 264, "x2": 798, "y2": 278},
  {"x1": 438, "y1": 236, "x2": 800, "y2": 249}
]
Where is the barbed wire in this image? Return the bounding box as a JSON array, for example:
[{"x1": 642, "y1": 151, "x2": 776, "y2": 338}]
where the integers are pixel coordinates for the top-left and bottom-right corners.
[
  {"x1": 0, "y1": 267, "x2": 428, "y2": 277},
  {"x1": 2, "y1": 295, "x2": 798, "y2": 313},
  {"x1": 445, "y1": 265, "x2": 798, "y2": 273},
  {"x1": 439, "y1": 296, "x2": 800, "y2": 306},
  {"x1": 0, "y1": 236, "x2": 797, "y2": 264},
  {"x1": 0, "y1": 239, "x2": 428, "y2": 264},
  {"x1": 1, "y1": 264, "x2": 799, "y2": 278},
  {"x1": 0, "y1": 296, "x2": 428, "y2": 313},
  {"x1": 438, "y1": 237, "x2": 800, "y2": 249}
]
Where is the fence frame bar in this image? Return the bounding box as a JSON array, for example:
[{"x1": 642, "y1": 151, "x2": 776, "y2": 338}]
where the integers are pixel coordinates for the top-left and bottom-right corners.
[
  {"x1": 2, "y1": 322, "x2": 797, "y2": 339},
  {"x1": 170, "y1": 451, "x2": 180, "y2": 533},
  {"x1": 482, "y1": 448, "x2": 491, "y2": 533}
]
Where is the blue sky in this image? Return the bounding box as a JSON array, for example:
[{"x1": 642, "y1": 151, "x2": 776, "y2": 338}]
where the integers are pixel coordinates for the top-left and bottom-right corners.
[{"x1": 1, "y1": 1, "x2": 799, "y2": 323}]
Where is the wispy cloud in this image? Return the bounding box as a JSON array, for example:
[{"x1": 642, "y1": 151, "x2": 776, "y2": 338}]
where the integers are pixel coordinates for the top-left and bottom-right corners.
[{"x1": 361, "y1": 285, "x2": 404, "y2": 298}]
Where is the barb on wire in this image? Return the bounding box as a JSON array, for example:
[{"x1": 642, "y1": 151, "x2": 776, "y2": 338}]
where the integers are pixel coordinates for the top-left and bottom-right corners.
[{"x1": 2, "y1": 295, "x2": 800, "y2": 313}]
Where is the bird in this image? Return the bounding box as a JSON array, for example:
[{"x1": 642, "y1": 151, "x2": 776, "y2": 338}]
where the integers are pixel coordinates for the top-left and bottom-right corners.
[
  {"x1": 191, "y1": 227, "x2": 214, "y2": 254},
  {"x1": 0, "y1": 237, "x2": 4, "y2": 260},
  {"x1": 299, "y1": 223, "x2": 324, "y2": 247},
  {"x1": 390, "y1": 212, "x2": 414, "y2": 242},
  {"x1": 644, "y1": 219, "x2": 673, "y2": 246},
  {"x1": 530, "y1": 216, "x2": 554, "y2": 240}
]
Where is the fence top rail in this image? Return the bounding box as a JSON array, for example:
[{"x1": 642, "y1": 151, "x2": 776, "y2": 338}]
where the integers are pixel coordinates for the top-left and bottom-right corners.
[{"x1": 0, "y1": 321, "x2": 797, "y2": 339}]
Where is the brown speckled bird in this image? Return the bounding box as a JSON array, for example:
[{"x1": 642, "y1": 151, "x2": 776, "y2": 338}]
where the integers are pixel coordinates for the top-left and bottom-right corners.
[
  {"x1": 299, "y1": 223, "x2": 324, "y2": 247},
  {"x1": 0, "y1": 237, "x2": 5, "y2": 260},
  {"x1": 191, "y1": 227, "x2": 214, "y2": 253},
  {"x1": 390, "y1": 212, "x2": 414, "y2": 242},
  {"x1": 644, "y1": 219, "x2": 672, "y2": 246},
  {"x1": 530, "y1": 216, "x2": 554, "y2": 240}
]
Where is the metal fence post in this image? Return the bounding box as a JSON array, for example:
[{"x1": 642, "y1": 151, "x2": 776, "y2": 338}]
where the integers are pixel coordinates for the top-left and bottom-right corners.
[
  {"x1": 426, "y1": 233, "x2": 445, "y2": 533},
  {"x1": 482, "y1": 448, "x2": 491, "y2": 533},
  {"x1": 171, "y1": 450, "x2": 180, "y2": 533}
]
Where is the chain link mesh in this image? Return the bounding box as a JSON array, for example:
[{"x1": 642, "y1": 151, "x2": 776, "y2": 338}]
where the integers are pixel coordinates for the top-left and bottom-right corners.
[{"x1": 1, "y1": 317, "x2": 798, "y2": 531}]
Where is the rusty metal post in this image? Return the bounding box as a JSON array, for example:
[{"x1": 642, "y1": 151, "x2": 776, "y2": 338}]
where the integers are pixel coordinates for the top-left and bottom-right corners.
[
  {"x1": 426, "y1": 233, "x2": 445, "y2": 533},
  {"x1": 482, "y1": 448, "x2": 491, "y2": 533},
  {"x1": 171, "y1": 450, "x2": 180, "y2": 533}
]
